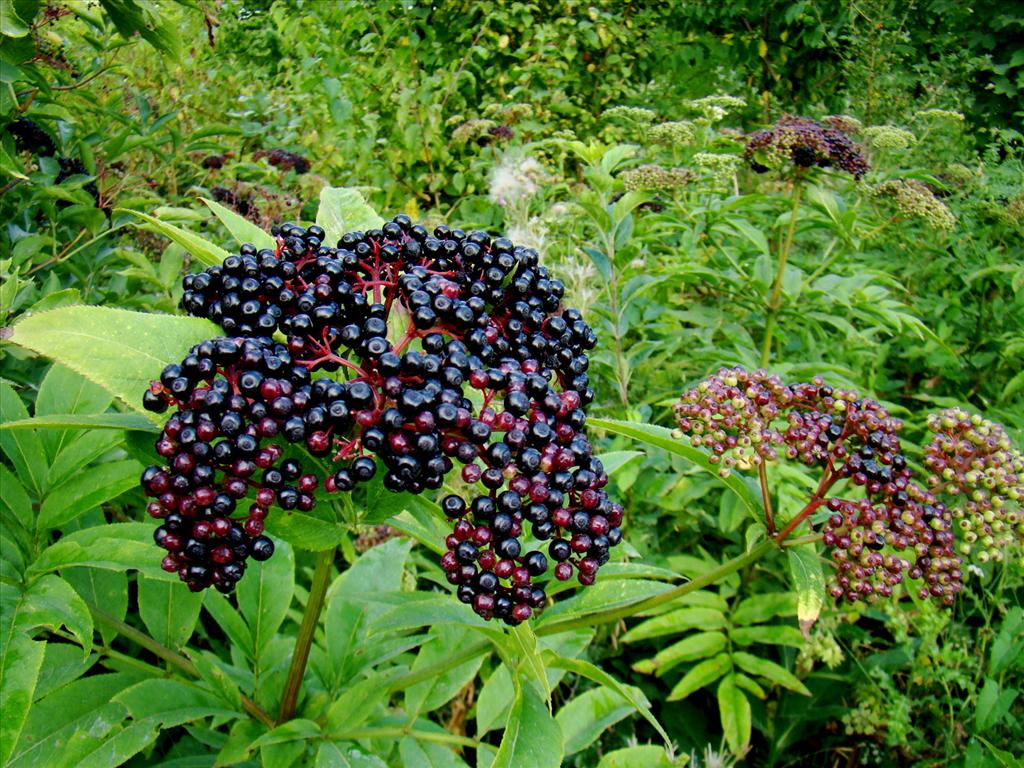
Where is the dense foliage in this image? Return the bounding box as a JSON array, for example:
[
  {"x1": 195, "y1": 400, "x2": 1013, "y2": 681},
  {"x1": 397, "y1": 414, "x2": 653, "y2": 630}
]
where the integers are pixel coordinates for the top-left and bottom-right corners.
[{"x1": 1, "y1": 2, "x2": 1021, "y2": 768}]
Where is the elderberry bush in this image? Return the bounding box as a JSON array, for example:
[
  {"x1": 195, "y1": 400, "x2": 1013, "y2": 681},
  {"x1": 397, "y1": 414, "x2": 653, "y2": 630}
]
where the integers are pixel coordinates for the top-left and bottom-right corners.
[
  {"x1": 745, "y1": 115, "x2": 870, "y2": 178},
  {"x1": 142, "y1": 215, "x2": 623, "y2": 623},
  {"x1": 675, "y1": 367, "x2": 962, "y2": 605}
]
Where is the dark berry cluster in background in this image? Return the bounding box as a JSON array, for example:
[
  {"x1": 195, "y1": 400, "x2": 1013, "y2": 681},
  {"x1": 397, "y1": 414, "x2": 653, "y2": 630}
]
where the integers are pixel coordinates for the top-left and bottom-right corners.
[
  {"x1": 675, "y1": 368, "x2": 962, "y2": 606},
  {"x1": 745, "y1": 115, "x2": 870, "y2": 179},
  {"x1": 142, "y1": 216, "x2": 623, "y2": 623}
]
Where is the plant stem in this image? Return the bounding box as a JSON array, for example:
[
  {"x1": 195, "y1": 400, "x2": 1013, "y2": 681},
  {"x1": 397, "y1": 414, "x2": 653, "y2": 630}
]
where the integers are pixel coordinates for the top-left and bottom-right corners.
[
  {"x1": 278, "y1": 547, "x2": 336, "y2": 723},
  {"x1": 88, "y1": 602, "x2": 274, "y2": 728},
  {"x1": 536, "y1": 538, "x2": 777, "y2": 636},
  {"x1": 339, "y1": 726, "x2": 479, "y2": 748},
  {"x1": 760, "y1": 181, "x2": 804, "y2": 367},
  {"x1": 758, "y1": 461, "x2": 775, "y2": 534}
]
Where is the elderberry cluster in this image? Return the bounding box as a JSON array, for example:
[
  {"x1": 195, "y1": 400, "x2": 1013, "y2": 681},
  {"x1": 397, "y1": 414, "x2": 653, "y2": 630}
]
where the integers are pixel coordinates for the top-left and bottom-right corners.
[
  {"x1": 745, "y1": 115, "x2": 870, "y2": 179},
  {"x1": 923, "y1": 408, "x2": 1024, "y2": 563},
  {"x1": 674, "y1": 367, "x2": 961, "y2": 605},
  {"x1": 144, "y1": 215, "x2": 623, "y2": 619}
]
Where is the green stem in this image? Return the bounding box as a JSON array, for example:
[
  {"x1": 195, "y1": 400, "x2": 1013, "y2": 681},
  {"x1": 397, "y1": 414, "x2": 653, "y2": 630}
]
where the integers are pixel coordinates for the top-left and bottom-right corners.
[
  {"x1": 338, "y1": 726, "x2": 479, "y2": 748},
  {"x1": 758, "y1": 462, "x2": 775, "y2": 534},
  {"x1": 278, "y1": 547, "x2": 336, "y2": 723},
  {"x1": 760, "y1": 181, "x2": 804, "y2": 367},
  {"x1": 537, "y1": 538, "x2": 777, "y2": 636},
  {"x1": 388, "y1": 640, "x2": 492, "y2": 693},
  {"x1": 88, "y1": 602, "x2": 274, "y2": 728}
]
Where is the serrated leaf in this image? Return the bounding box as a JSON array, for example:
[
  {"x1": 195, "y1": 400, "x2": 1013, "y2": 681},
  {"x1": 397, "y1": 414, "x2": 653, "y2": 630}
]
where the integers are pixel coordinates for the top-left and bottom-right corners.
[
  {"x1": 27, "y1": 522, "x2": 175, "y2": 582},
  {"x1": 237, "y1": 539, "x2": 295, "y2": 661},
  {"x1": 667, "y1": 652, "x2": 732, "y2": 701},
  {"x1": 596, "y1": 745, "x2": 679, "y2": 768},
  {"x1": 787, "y1": 545, "x2": 825, "y2": 634},
  {"x1": 622, "y1": 607, "x2": 728, "y2": 643},
  {"x1": 117, "y1": 208, "x2": 230, "y2": 266},
  {"x1": 557, "y1": 684, "x2": 641, "y2": 755},
  {"x1": 731, "y1": 651, "x2": 810, "y2": 695},
  {"x1": 543, "y1": 654, "x2": 670, "y2": 746},
  {"x1": 37, "y1": 458, "x2": 142, "y2": 529},
  {"x1": 717, "y1": 674, "x2": 752, "y2": 754},
  {"x1": 316, "y1": 187, "x2": 384, "y2": 245},
  {"x1": 492, "y1": 680, "x2": 563, "y2": 768},
  {"x1": 730, "y1": 592, "x2": 798, "y2": 625},
  {"x1": 588, "y1": 418, "x2": 760, "y2": 518},
  {"x1": 137, "y1": 575, "x2": 204, "y2": 649},
  {"x1": 729, "y1": 624, "x2": 805, "y2": 647},
  {"x1": 265, "y1": 508, "x2": 346, "y2": 551},
  {"x1": 404, "y1": 626, "x2": 486, "y2": 716},
  {"x1": 0, "y1": 383, "x2": 47, "y2": 496},
  {"x1": 1, "y1": 413, "x2": 159, "y2": 432},
  {"x1": 201, "y1": 197, "x2": 275, "y2": 249},
  {"x1": 633, "y1": 631, "x2": 728, "y2": 677},
  {"x1": 35, "y1": 363, "x2": 113, "y2": 461},
  {"x1": 5, "y1": 306, "x2": 220, "y2": 418}
]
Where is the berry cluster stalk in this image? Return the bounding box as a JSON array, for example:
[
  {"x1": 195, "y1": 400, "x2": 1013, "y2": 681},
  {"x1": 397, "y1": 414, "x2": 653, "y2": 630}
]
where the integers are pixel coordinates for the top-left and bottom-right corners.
[
  {"x1": 279, "y1": 546, "x2": 336, "y2": 723},
  {"x1": 760, "y1": 180, "x2": 803, "y2": 367}
]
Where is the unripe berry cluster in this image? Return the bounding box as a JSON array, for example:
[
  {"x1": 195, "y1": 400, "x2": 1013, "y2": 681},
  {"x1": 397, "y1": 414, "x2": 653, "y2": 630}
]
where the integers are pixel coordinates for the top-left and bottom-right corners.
[
  {"x1": 745, "y1": 115, "x2": 870, "y2": 179},
  {"x1": 923, "y1": 408, "x2": 1024, "y2": 563},
  {"x1": 143, "y1": 215, "x2": 623, "y2": 620},
  {"x1": 674, "y1": 367, "x2": 962, "y2": 605}
]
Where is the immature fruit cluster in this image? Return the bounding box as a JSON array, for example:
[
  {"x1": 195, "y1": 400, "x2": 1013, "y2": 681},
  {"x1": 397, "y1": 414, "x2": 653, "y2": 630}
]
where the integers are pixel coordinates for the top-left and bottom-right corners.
[
  {"x1": 144, "y1": 215, "x2": 623, "y2": 619},
  {"x1": 923, "y1": 408, "x2": 1024, "y2": 563},
  {"x1": 674, "y1": 367, "x2": 962, "y2": 605},
  {"x1": 745, "y1": 115, "x2": 870, "y2": 179}
]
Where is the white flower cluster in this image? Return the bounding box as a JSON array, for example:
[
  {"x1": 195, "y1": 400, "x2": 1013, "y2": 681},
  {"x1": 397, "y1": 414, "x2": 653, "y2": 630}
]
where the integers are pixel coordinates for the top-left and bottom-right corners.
[{"x1": 488, "y1": 155, "x2": 547, "y2": 207}]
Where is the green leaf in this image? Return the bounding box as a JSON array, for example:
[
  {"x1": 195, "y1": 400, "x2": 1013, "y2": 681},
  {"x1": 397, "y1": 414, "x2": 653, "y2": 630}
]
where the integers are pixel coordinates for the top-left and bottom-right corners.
[
  {"x1": 33, "y1": 643, "x2": 96, "y2": 702},
  {"x1": 35, "y1": 363, "x2": 113, "y2": 461},
  {"x1": 787, "y1": 545, "x2": 825, "y2": 634},
  {"x1": 316, "y1": 741, "x2": 389, "y2": 768},
  {"x1": 588, "y1": 418, "x2": 760, "y2": 518},
  {"x1": 46, "y1": 430, "x2": 124, "y2": 490},
  {"x1": 405, "y1": 625, "x2": 486, "y2": 716},
  {"x1": 116, "y1": 208, "x2": 230, "y2": 266},
  {"x1": 8, "y1": 673, "x2": 138, "y2": 768},
  {"x1": 731, "y1": 651, "x2": 810, "y2": 695},
  {"x1": 596, "y1": 746, "x2": 679, "y2": 768},
  {"x1": 4, "y1": 574, "x2": 93, "y2": 652},
  {"x1": 0, "y1": 464, "x2": 33, "y2": 532},
  {"x1": 201, "y1": 197, "x2": 275, "y2": 249},
  {"x1": 266, "y1": 508, "x2": 346, "y2": 551},
  {"x1": 137, "y1": 575, "x2": 204, "y2": 649},
  {"x1": 730, "y1": 592, "x2": 798, "y2": 625},
  {"x1": 0, "y1": 383, "x2": 47, "y2": 496},
  {"x1": 1, "y1": 412, "x2": 159, "y2": 432},
  {"x1": 250, "y1": 718, "x2": 321, "y2": 748},
  {"x1": 62, "y1": 567, "x2": 127, "y2": 646},
  {"x1": 632, "y1": 631, "x2": 728, "y2": 677},
  {"x1": 398, "y1": 737, "x2": 469, "y2": 768},
  {"x1": 976, "y1": 678, "x2": 1018, "y2": 733},
  {"x1": 729, "y1": 624, "x2": 805, "y2": 647},
  {"x1": 5, "y1": 306, "x2": 220, "y2": 418},
  {"x1": 622, "y1": 607, "x2": 728, "y2": 643},
  {"x1": 492, "y1": 681, "x2": 563, "y2": 768},
  {"x1": 542, "y1": 654, "x2": 670, "y2": 746},
  {"x1": 717, "y1": 674, "x2": 752, "y2": 754},
  {"x1": 667, "y1": 652, "x2": 732, "y2": 701},
  {"x1": 556, "y1": 685, "x2": 641, "y2": 755},
  {"x1": 28, "y1": 522, "x2": 174, "y2": 581},
  {"x1": 1, "y1": 4, "x2": 30, "y2": 37},
  {"x1": 202, "y1": 593, "x2": 254, "y2": 659},
  {"x1": 237, "y1": 539, "x2": 295, "y2": 660},
  {"x1": 37, "y1": 459, "x2": 142, "y2": 529},
  {"x1": 0, "y1": 633, "x2": 45, "y2": 766},
  {"x1": 316, "y1": 187, "x2": 384, "y2": 245}
]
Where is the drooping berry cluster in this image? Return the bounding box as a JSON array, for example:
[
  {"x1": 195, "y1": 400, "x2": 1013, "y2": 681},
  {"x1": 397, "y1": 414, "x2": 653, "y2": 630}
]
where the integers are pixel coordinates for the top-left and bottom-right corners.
[
  {"x1": 145, "y1": 215, "x2": 623, "y2": 620},
  {"x1": 141, "y1": 337, "x2": 318, "y2": 591},
  {"x1": 745, "y1": 115, "x2": 870, "y2": 179},
  {"x1": 923, "y1": 408, "x2": 1024, "y2": 563},
  {"x1": 674, "y1": 367, "x2": 962, "y2": 605}
]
